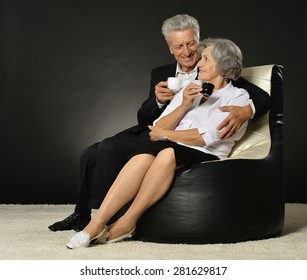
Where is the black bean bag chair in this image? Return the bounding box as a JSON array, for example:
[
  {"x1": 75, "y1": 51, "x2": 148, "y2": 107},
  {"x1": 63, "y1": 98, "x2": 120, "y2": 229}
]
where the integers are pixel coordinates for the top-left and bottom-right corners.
[{"x1": 134, "y1": 64, "x2": 284, "y2": 244}]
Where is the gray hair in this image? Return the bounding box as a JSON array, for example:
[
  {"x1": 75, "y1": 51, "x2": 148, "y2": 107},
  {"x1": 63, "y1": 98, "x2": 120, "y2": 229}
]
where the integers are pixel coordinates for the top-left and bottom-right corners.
[
  {"x1": 161, "y1": 14, "x2": 200, "y2": 43},
  {"x1": 199, "y1": 38, "x2": 243, "y2": 81}
]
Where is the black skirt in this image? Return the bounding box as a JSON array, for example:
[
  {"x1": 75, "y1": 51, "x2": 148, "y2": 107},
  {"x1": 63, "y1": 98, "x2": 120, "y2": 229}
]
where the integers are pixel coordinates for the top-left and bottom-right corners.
[{"x1": 130, "y1": 140, "x2": 219, "y2": 166}]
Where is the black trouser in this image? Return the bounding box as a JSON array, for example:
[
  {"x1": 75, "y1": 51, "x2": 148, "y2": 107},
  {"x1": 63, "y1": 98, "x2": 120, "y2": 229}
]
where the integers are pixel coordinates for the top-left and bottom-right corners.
[{"x1": 74, "y1": 128, "x2": 150, "y2": 214}]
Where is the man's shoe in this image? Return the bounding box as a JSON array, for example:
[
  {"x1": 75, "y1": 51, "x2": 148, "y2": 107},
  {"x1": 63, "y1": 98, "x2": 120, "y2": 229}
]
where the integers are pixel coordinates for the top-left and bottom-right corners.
[{"x1": 48, "y1": 212, "x2": 91, "y2": 232}]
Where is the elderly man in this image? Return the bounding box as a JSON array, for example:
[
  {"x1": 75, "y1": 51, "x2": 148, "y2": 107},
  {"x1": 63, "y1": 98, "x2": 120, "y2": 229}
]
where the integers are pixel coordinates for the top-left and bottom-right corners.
[{"x1": 49, "y1": 14, "x2": 270, "y2": 232}]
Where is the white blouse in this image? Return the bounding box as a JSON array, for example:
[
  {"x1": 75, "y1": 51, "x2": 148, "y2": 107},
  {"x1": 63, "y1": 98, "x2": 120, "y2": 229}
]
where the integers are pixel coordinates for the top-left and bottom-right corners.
[{"x1": 153, "y1": 82, "x2": 250, "y2": 159}]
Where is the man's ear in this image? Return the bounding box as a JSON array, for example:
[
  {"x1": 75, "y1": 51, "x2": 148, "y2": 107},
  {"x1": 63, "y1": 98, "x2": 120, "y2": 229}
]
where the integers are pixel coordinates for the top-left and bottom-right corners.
[{"x1": 169, "y1": 46, "x2": 173, "y2": 55}]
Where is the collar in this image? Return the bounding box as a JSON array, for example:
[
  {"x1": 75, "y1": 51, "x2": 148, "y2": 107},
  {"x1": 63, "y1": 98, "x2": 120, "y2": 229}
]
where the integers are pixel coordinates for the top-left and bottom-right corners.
[{"x1": 175, "y1": 63, "x2": 198, "y2": 75}]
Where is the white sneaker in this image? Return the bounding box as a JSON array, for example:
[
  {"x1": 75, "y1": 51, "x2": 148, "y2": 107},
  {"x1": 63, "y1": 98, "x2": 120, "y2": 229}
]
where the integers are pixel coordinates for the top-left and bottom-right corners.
[{"x1": 66, "y1": 225, "x2": 109, "y2": 249}]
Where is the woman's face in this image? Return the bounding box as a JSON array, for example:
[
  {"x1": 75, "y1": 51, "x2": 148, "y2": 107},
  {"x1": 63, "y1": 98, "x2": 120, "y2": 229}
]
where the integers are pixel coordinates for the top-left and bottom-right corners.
[{"x1": 197, "y1": 47, "x2": 220, "y2": 82}]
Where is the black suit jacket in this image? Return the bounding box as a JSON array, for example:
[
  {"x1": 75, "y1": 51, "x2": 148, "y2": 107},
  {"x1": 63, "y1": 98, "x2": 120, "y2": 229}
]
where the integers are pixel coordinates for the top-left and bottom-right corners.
[{"x1": 126, "y1": 62, "x2": 270, "y2": 133}]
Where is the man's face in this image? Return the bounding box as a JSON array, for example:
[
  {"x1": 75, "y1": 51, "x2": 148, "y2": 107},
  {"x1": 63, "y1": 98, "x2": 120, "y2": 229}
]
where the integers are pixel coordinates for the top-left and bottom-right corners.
[{"x1": 168, "y1": 28, "x2": 199, "y2": 73}]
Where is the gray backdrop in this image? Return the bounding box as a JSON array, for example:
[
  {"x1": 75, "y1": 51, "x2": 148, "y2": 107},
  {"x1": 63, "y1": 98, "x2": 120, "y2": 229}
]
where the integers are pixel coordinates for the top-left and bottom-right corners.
[{"x1": 1, "y1": 0, "x2": 306, "y2": 203}]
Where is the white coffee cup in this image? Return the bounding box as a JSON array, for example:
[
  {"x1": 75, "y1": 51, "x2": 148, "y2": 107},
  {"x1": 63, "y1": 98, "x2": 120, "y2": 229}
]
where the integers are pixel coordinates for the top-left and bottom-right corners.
[
  {"x1": 191, "y1": 79, "x2": 203, "y2": 86},
  {"x1": 167, "y1": 77, "x2": 181, "y2": 92}
]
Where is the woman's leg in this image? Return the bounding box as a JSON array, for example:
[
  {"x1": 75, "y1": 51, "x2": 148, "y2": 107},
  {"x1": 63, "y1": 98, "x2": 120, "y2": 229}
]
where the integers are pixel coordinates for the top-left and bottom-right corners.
[
  {"x1": 108, "y1": 148, "x2": 177, "y2": 240},
  {"x1": 82, "y1": 153, "x2": 156, "y2": 238}
]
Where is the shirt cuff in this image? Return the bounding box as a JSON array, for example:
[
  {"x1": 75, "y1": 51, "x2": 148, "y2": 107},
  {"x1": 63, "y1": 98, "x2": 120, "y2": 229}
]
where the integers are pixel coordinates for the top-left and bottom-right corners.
[
  {"x1": 156, "y1": 98, "x2": 165, "y2": 109},
  {"x1": 201, "y1": 131, "x2": 219, "y2": 147},
  {"x1": 249, "y1": 99, "x2": 255, "y2": 119}
]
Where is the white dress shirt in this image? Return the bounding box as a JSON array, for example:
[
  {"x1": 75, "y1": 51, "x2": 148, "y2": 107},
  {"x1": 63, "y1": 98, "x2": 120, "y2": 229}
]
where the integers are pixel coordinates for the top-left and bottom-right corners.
[
  {"x1": 153, "y1": 82, "x2": 250, "y2": 159},
  {"x1": 175, "y1": 63, "x2": 198, "y2": 88}
]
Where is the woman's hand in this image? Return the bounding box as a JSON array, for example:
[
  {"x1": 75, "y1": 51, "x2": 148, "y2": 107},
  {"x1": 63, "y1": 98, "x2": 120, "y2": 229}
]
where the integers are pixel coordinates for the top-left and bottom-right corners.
[
  {"x1": 181, "y1": 83, "x2": 203, "y2": 109},
  {"x1": 148, "y1": 125, "x2": 167, "y2": 141}
]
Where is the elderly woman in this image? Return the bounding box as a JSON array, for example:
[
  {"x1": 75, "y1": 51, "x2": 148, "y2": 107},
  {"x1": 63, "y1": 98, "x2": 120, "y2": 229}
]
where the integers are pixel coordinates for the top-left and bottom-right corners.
[{"x1": 67, "y1": 38, "x2": 250, "y2": 249}]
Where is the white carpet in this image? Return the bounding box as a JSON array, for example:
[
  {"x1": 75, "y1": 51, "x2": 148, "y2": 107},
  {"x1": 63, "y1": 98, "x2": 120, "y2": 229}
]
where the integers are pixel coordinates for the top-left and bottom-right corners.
[{"x1": 0, "y1": 203, "x2": 306, "y2": 260}]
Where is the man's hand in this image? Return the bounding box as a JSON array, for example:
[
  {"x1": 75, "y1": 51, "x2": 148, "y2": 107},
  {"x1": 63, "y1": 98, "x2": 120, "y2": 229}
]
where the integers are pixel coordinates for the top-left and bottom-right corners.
[
  {"x1": 155, "y1": 81, "x2": 175, "y2": 104},
  {"x1": 217, "y1": 105, "x2": 253, "y2": 140}
]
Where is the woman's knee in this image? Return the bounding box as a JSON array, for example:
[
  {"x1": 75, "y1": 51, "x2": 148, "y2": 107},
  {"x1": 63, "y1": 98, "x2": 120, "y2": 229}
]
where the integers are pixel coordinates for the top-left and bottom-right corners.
[{"x1": 156, "y1": 148, "x2": 176, "y2": 166}]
